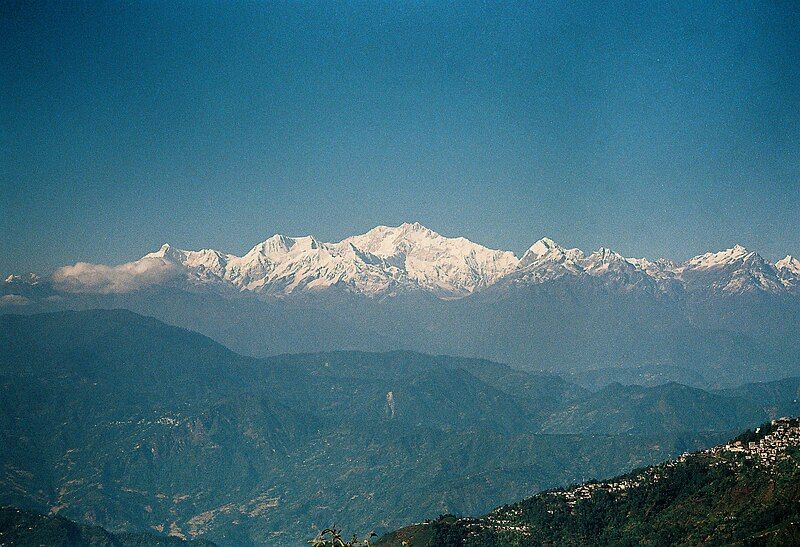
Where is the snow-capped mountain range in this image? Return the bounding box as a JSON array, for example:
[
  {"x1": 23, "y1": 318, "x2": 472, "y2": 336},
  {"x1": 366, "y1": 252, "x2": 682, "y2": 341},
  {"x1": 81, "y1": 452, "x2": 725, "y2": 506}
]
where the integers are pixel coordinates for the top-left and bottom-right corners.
[{"x1": 9, "y1": 223, "x2": 800, "y2": 298}]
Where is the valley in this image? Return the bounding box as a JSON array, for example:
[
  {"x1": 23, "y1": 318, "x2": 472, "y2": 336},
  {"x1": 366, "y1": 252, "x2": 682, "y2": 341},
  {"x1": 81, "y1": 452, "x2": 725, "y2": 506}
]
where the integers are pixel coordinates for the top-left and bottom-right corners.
[
  {"x1": 1, "y1": 310, "x2": 798, "y2": 544},
  {"x1": 379, "y1": 419, "x2": 800, "y2": 545}
]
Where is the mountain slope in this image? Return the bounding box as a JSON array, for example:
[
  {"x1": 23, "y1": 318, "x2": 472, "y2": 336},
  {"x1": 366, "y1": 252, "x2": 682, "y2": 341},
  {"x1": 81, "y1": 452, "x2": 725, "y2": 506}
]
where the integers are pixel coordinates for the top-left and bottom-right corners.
[
  {"x1": 3, "y1": 310, "x2": 785, "y2": 544},
  {"x1": 9, "y1": 271, "x2": 798, "y2": 390},
  {"x1": 719, "y1": 376, "x2": 800, "y2": 420},
  {"x1": 0, "y1": 506, "x2": 213, "y2": 546},
  {"x1": 540, "y1": 381, "x2": 768, "y2": 435},
  {"x1": 343, "y1": 223, "x2": 519, "y2": 297},
  {"x1": 379, "y1": 418, "x2": 800, "y2": 546}
]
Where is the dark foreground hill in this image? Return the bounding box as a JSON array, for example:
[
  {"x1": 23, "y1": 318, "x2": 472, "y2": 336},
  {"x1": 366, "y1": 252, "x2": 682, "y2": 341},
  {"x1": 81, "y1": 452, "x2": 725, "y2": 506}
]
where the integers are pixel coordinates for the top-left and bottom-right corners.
[
  {"x1": 379, "y1": 418, "x2": 800, "y2": 546},
  {"x1": 0, "y1": 506, "x2": 214, "y2": 546},
  {"x1": 1, "y1": 310, "x2": 798, "y2": 544}
]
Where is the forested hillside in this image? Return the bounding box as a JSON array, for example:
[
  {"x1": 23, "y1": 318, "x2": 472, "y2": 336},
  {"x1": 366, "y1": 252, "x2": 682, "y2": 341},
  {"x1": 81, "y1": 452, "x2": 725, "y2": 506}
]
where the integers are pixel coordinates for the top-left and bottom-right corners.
[{"x1": 380, "y1": 419, "x2": 800, "y2": 546}]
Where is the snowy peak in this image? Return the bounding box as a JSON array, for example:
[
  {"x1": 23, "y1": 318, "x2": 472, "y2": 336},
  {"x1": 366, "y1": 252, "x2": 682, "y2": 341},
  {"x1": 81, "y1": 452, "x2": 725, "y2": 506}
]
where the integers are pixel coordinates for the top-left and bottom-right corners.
[
  {"x1": 519, "y1": 238, "x2": 584, "y2": 269},
  {"x1": 776, "y1": 256, "x2": 800, "y2": 289},
  {"x1": 46, "y1": 226, "x2": 798, "y2": 298},
  {"x1": 344, "y1": 222, "x2": 446, "y2": 257},
  {"x1": 246, "y1": 234, "x2": 293, "y2": 256},
  {"x1": 776, "y1": 255, "x2": 800, "y2": 276},
  {"x1": 144, "y1": 243, "x2": 180, "y2": 260},
  {"x1": 245, "y1": 234, "x2": 321, "y2": 257},
  {"x1": 290, "y1": 235, "x2": 320, "y2": 251},
  {"x1": 4, "y1": 273, "x2": 40, "y2": 285},
  {"x1": 626, "y1": 257, "x2": 679, "y2": 280},
  {"x1": 527, "y1": 237, "x2": 560, "y2": 256},
  {"x1": 520, "y1": 237, "x2": 562, "y2": 262},
  {"x1": 343, "y1": 223, "x2": 519, "y2": 296},
  {"x1": 224, "y1": 233, "x2": 403, "y2": 294},
  {"x1": 501, "y1": 238, "x2": 588, "y2": 287},
  {"x1": 399, "y1": 221, "x2": 436, "y2": 236},
  {"x1": 730, "y1": 243, "x2": 748, "y2": 255},
  {"x1": 146, "y1": 244, "x2": 228, "y2": 270},
  {"x1": 585, "y1": 247, "x2": 627, "y2": 264},
  {"x1": 679, "y1": 245, "x2": 785, "y2": 294},
  {"x1": 582, "y1": 247, "x2": 634, "y2": 271},
  {"x1": 682, "y1": 245, "x2": 756, "y2": 271}
]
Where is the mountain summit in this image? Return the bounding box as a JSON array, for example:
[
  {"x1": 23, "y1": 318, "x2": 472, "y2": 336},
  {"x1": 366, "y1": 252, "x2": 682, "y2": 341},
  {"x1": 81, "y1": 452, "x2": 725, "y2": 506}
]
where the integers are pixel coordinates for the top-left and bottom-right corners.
[{"x1": 23, "y1": 224, "x2": 798, "y2": 297}]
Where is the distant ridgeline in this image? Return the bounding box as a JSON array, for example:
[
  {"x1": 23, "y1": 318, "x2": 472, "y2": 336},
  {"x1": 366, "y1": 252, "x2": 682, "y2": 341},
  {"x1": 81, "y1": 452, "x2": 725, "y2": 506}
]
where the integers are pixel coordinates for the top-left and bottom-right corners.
[
  {"x1": 379, "y1": 418, "x2": 800, "y2": 546},
  {"x1": 4, "y1": 224, "x2": 800, "y2": 390}
]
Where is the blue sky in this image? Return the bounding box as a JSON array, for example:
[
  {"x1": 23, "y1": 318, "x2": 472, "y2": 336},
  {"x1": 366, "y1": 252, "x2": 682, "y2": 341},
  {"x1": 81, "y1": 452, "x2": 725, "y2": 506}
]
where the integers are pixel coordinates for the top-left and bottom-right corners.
[{"x1": 2, "y1": 1, "x2": 798, "y2": 273}]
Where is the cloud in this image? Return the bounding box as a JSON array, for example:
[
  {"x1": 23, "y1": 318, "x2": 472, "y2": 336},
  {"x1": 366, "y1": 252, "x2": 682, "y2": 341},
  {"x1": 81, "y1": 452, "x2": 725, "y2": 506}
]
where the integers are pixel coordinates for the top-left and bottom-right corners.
[
  {"x1": 52, "y1": 258, "x2": 180, "y2": 294},
  {"x1": 0, "y1": 294, "x2": 30, "y2": 306}
]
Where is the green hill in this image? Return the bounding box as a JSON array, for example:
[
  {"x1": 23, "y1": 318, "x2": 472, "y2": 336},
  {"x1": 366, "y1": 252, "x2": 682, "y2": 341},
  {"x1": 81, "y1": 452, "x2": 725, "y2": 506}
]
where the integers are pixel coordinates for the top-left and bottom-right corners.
[{"x1": 379, "y1": 418, "x2": 800, "y2": 546}]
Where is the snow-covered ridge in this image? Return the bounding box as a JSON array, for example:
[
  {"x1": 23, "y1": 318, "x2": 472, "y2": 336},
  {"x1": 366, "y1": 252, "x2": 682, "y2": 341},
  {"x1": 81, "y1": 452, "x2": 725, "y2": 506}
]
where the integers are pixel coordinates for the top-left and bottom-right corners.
[
  {"x1": 4, "y1": 273, "x2": 40, "y2": 285},
  {"x1": 20, "y1": 223, "x2": 799, "y2": 297},
  {"x1": 777, "y1": 255, "x2": 800, "y2": 277}
]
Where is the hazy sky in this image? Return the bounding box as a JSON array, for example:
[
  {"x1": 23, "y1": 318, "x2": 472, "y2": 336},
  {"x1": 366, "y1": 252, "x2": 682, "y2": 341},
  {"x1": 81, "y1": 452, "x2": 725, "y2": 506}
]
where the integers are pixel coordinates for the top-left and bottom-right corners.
[{"x1": 2, "y1": 1, "x2": 798, "y2": 274}]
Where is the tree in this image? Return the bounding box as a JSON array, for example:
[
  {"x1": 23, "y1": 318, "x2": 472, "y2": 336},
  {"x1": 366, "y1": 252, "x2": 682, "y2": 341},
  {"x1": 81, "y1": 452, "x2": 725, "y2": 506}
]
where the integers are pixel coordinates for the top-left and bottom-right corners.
[{"x1": 309, "y1": 525, "x2": 377, "y2": 546}]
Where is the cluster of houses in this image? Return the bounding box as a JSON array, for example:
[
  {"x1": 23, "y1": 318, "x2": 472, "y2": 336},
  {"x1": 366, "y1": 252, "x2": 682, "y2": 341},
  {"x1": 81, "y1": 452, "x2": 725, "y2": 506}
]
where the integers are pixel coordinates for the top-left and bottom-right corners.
[
  {"x1": 453, "y1": 418, "x2": 800, "y2": 537},
  {"x1": 465, "y1": 506, "x2": 532, "y2": 538},
  {"x1": 549, "y1": 418, "x2": 800, "y2": 510},
  {"x1": 556, "y1": 475, "x2": 644, "y2": 509},
  {"x1": 710, "y1": 417, "x2": 800, "y2": 467}
]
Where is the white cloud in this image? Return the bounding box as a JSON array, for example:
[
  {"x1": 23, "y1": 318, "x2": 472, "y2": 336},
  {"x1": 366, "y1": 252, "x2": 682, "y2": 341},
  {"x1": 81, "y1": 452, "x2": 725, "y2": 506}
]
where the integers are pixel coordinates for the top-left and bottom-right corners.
[{"x1": 52, "y1": 258, "x2": 180, "y2": 294}]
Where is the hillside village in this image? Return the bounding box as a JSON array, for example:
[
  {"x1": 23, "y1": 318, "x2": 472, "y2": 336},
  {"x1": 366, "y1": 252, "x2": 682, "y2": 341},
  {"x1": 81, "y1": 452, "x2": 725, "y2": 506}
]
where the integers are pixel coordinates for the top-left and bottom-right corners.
[
  {"x1": 541, "y1": 418, "x2": 799, "y2": 508},
  {"x1": 452, "y1": 418, "x2": 800, "y2": 541},
  {"x1": 708, "y1": 417, "x2": 800, "y2": 467}
]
